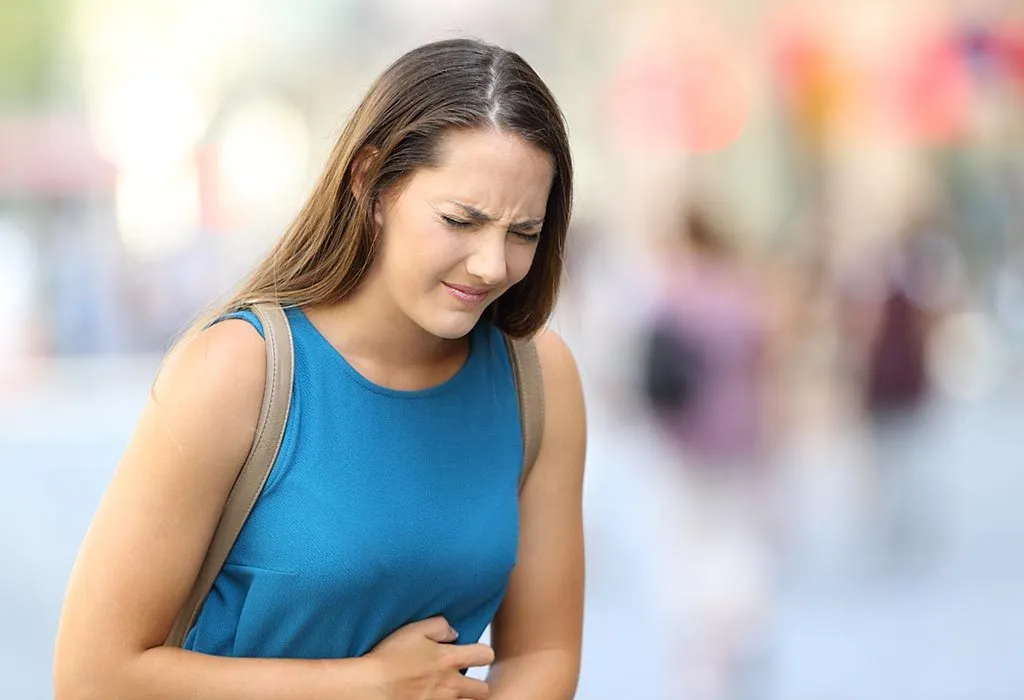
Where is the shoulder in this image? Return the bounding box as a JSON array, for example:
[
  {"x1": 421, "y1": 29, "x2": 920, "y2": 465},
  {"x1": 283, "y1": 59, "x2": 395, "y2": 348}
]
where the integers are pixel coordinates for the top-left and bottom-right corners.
[
  {"x1": 532, "y1": 328, "x2": 581, "y2": 393},
  {"x1": 531, "y1": 327, "x2": 585, "y2": 440},
  {"x1": 152, "y1": 318, "x2": 267, "y2": 434}
]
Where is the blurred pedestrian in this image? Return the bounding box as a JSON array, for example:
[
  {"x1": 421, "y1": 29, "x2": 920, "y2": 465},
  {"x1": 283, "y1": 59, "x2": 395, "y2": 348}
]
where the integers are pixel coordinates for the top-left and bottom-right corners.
[{"x1": 640, "y1": 206, "x2": 778, "y2": 700}]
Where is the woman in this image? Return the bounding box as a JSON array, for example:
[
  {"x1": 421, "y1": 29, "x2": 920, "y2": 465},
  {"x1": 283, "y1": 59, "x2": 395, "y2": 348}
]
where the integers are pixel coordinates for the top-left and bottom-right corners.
[{"x1": 54, "y1": 39, "x2": 586, "y2": 700}]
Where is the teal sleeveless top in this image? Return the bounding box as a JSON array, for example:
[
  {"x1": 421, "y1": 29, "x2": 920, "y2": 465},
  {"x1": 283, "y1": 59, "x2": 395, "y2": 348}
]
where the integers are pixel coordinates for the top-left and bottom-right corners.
[{"x1": 183, "y1": 306, "x2": 523, "y2": 659}]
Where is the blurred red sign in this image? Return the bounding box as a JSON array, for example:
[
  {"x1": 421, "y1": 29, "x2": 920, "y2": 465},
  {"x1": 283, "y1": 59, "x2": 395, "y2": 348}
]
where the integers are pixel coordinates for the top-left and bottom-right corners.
[
  {"x1": 606, "y1": 40, "x2": 750, "y2": 153},
  {"x1": 0, "y1": 116, "x2": 116, "y2": 195}
]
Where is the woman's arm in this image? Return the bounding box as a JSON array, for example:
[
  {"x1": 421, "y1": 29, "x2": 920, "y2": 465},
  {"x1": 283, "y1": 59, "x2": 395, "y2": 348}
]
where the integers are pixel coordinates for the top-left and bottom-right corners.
[
  {"x1": 53, "y1": 320, "x2": 378, "y2": 700},
  {"x1": 487, "y1": 328, "x2": 586, "y2": 700}
]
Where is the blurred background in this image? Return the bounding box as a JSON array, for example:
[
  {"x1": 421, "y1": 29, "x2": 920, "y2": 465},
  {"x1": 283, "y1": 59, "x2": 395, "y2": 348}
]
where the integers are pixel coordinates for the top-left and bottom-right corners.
[{"x1": 3, "y1": 0, "x2": 1024, "y2": 698}]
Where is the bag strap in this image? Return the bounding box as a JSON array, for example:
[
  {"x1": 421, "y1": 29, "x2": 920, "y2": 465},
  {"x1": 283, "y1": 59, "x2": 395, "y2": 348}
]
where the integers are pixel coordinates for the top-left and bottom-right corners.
[
  {"x1": 165, "y1": 303, "x2": 294, "y2": 648},
  {"x1": 504, "y1": 335, "x2": 545, "y2": 492}
]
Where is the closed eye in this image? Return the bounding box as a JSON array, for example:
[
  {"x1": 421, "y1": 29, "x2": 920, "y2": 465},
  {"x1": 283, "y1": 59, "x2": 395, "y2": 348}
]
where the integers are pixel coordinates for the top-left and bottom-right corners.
[
  {"x1": 511, "y1": 230, "x2": 541, "y2": 242},
  {"x1": 441, "y1": 212, "x2": 540, "y2": 241},
  {"x1": 441, "y1": 215, "x2": 474, "y2": 230}
]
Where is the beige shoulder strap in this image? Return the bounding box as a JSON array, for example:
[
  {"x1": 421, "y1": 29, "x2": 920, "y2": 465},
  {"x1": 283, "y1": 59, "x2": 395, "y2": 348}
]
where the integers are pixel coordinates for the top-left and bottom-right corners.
[
  {"x1": 504, "y1": 335, "x2": 545, "y2": 493},
  {"x1": 165, "y1": 303, "x2": 294, "y2": 647}
]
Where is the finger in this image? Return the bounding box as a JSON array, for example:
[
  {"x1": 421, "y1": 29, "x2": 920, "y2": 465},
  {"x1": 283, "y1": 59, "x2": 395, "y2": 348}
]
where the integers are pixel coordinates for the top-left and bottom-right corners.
[
  {"x1": 417, "y1": 616, "x2": 458, "y2": 643},
  {"x1": 448, "y1": 642, "x2": 495, "y2": 669},
  {"x1": 455, "y1": 676, "x2": 490, "y2": 700}
]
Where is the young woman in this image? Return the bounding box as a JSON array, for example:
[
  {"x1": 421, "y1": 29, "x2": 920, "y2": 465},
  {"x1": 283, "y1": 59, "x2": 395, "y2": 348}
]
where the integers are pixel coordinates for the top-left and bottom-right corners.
[{"x1": 54, "y1": 39, "x2": 585, "y2": 700}]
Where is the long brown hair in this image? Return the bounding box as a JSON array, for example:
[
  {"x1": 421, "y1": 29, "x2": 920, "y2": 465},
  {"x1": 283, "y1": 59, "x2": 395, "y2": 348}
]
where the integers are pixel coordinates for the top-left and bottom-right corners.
[{"x1": 192, "y1": 38, "x2": 572, "y2": 341}]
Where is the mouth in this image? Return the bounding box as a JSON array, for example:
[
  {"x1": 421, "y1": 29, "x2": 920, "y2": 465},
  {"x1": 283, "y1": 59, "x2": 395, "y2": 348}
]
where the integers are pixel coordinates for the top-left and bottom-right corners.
[{"x1": 442, "y1": 282, "x2": 491, "y2": 306}]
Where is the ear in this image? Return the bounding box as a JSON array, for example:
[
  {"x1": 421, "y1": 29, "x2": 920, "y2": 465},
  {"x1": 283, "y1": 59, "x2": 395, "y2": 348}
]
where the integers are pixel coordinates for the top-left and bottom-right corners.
[{"x1": 349, "y1": 146, "x2": 379, "y2": 202}]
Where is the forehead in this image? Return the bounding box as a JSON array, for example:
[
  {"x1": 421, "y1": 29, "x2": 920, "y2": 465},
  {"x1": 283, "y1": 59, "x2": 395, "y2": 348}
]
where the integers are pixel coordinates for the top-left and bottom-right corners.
[{"x1": 404, "y1": 129, "x2": 554, "y2": 214}]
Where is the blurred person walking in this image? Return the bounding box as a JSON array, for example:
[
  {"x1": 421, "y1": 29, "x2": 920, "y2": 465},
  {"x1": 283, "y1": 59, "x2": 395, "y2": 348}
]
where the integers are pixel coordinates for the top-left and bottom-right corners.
[
  {"x1": 640, "y1": 208, "x2": 780, "y2": 700},
  {"x1": 837, "y1": 219, "x2": 955, "y2": 571},
  {"x1": 54, "y1": 39, "x2": 585, "y2": 700}
]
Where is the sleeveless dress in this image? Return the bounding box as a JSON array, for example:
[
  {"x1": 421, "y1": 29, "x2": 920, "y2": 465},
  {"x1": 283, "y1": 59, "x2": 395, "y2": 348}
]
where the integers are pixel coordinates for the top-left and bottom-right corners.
[{"x1": 183, "y1": 306, "x2": 523, "y2": 658}]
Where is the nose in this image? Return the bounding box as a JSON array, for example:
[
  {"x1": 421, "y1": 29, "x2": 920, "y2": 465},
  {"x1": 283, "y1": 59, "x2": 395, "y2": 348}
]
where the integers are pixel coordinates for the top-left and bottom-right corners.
[{"x1": 465, "y1": 230, "x2": 508, "y2": 288}]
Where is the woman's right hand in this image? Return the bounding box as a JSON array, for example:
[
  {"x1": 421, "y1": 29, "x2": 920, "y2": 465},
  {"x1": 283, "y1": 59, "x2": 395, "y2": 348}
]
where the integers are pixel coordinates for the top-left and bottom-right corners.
[{"x1": 365, "y1": 616, "x2": 494, "y2": 700}]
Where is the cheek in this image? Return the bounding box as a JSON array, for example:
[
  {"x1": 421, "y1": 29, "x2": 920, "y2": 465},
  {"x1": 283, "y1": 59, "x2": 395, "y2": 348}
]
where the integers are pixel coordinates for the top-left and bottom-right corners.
[
  {"x1": 386, "y1": 220, "x2": 461, "y2": 281},
  {"x1": 506, "y1": 243, "x2": 538, "y2": 286}
]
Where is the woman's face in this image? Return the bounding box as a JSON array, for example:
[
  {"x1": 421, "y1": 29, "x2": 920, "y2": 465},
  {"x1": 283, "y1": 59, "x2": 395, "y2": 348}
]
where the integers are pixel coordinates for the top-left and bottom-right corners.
[{"x1": 370, "y1": 128, "x2": 554, "y2": 340}]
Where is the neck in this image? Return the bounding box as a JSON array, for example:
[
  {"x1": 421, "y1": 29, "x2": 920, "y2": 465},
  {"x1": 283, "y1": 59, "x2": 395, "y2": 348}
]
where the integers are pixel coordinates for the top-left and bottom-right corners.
[{"x1": 304, "y1": 278, "x2": 468, "y2": 377}]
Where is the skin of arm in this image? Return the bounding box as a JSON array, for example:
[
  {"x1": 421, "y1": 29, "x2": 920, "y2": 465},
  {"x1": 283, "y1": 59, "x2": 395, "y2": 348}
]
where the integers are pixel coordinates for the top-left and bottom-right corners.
[
  {"x1": 486, "y1": 328, "x2": 587, "y2": 700},
  {"x1": 53, "y1": 320, "x2": 380, "y2": 700}
]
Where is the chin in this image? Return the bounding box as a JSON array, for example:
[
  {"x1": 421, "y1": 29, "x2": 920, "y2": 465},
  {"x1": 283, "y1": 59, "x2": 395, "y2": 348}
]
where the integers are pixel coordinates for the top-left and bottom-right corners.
[{"x1": 415, "y1": 309, "x2": 482, "y2": 340}]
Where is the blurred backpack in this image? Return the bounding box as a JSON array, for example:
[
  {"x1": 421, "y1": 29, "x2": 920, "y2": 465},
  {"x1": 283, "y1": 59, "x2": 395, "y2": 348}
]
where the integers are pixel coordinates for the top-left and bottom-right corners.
[
  {"x1": 867, "y1": 287, "x2": 928, "y2": 412},
  {"x1": 641, "y1": 314, "x2": 705, "y2": 413}
]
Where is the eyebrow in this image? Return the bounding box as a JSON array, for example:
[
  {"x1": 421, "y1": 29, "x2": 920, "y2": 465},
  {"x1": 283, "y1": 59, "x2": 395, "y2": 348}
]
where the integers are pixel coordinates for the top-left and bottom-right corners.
[{"x1": 451, "y1": 202, "x2": 545, "y2": 232}]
